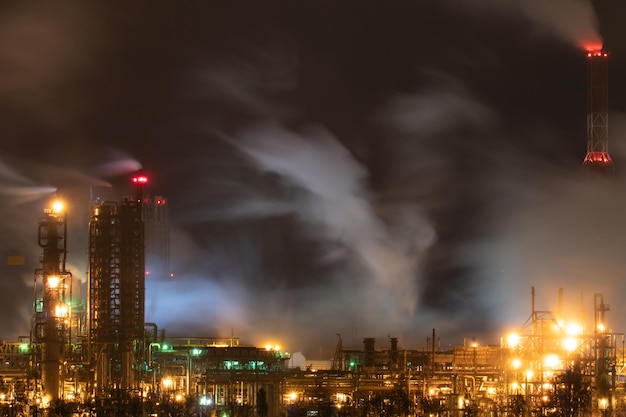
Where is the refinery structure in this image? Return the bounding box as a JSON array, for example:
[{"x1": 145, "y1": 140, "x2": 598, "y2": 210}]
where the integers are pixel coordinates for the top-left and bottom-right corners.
[
  {"x1": 582, "y1": 49, "x2": 613, "y2": 174},
  {"x1": 0, "y1": 49, "x2": 623, "y2": 417}
]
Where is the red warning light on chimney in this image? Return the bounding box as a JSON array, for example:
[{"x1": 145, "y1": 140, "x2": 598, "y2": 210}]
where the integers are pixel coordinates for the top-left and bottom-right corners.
[{"x1": 132, "y1": 175, "x2": 149, "y2": 185}]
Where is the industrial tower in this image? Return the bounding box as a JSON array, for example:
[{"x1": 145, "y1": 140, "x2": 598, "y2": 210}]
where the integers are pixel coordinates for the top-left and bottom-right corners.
[
  {"x1": 144, "y1": 195, "x2": 170, "y2": 280},
  {"x1": 582, "y1": 49, "x2": 613, "y2": 174},
  {"x1": 33, "y1": 200, "x2": 71, "y2": 405},
  {"x1": 88, "y1": 173, "x2": 147, "y2": 393}
]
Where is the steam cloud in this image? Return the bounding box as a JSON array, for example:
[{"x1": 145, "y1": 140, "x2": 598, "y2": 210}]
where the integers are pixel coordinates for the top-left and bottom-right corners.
[
  {"x1": 458, "y1": 0, "x2": 602, "y2": 49},
  {"x1": 1, "y1": 0, "x2": 624, "y2": 357},
  {"x1": 235, "y1": 123, "x2": 435, "y2": 316},
  {"x1": 147, "y1": 124, "x2": 436, "y2": 351}
]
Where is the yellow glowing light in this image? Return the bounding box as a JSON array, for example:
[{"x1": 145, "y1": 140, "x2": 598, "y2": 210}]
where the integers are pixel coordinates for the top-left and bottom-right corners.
[
  {"x1": 526, "y1": 370, "x2": 534, "y2": 379},
  {"x1": 487, "y1": 387, "x2": 496, "y2": 395},
  {"x1": 563, "y1": 337, "x2": 578, "y2": 352},
  {"x1": 175, "y1": 394, "x2": 183, "y2": 402},
  {"x1": 598, "y1": 323, "x2": 606, "y2": 333},
  {"x1": 512, "y1": 358, "x2": 521, "y2": 369},
  {"x1": 47, "y1": 276, "x2": 60, "y2": 289},
  {"x1": 52, "y1": 200, "x2": 65, "y2": 213},
  {"x1": 544, "y1": 354, "x2": 559, "y2": 369},
  {"x1": 162, "y1": 378, "x2": 173, "y2": 388},
  {"x1": 506, "y1": 333, "x2": 520, "y2": 348},
  {"x1": 264, "y1": 343, "x2": 281, "y2": 351},
  {"x1": 566, "y1": 322, "x2": 583, "y2": 336},
  {"x1": 511, "y1": 382, "x2": 519, "y2": 390},
  {"x1": 599, "y1": 398, "x2": 608, "y2": 410},
  {"x1": 55, "y1": 305, "x2": 68, "y2": 317},
  {"x1": 458, "y1": 396, "x2": 465, "y2": 409}
]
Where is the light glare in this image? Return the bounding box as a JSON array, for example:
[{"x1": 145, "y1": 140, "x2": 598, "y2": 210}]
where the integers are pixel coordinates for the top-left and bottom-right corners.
[
  {"x1": 47, "y1": 276, "x2": 60, "y2": 289},
  {"x1": 52, "y1": 200, "x2": 64, "y2": 213},
  {"x1": 507, "y1": 333, "x2": 519, "y2": 348}
]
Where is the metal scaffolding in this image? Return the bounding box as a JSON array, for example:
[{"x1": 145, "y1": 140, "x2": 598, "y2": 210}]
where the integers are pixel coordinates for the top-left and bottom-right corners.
[{"x1": 88, "y1": 175, "x2": 146, "y2": 393}]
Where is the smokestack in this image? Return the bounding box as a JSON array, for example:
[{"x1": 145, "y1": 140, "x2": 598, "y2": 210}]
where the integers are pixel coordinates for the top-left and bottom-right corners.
[
  {"x1": 582, "y1": 49, "x2": 613, "y2": 175},
  {"x1": 363, "y1": 338, "x2": 376, "y2": 367}
]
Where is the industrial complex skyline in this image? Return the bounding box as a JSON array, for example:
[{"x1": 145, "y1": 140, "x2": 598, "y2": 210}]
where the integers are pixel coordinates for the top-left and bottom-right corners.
[{"x1": 1, "y1": 0, "x2": 626, "y2": 358}]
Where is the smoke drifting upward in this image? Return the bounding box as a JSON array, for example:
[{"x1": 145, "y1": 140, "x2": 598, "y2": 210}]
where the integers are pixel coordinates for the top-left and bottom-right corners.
[
  {"x1": 2, "y1": 0, "x2": 626, "y2": 357},
  {"x1": 147, "y1": 123, "x2": 436, "y2": 351},
  {"x1": 460, "y1": 0, "x2": 602, "y2": 50},
  {"x1": 235, "y1": 123, "x2": 435, "y2": 315}
]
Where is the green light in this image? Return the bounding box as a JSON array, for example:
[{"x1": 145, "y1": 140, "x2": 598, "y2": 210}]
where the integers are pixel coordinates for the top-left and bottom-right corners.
[
  {"x1": 192, "y1": 348, "x2": 202, "y2": 356},
  {"x1": 19, "y1": 344, "x2": 29, "y2": 353}
]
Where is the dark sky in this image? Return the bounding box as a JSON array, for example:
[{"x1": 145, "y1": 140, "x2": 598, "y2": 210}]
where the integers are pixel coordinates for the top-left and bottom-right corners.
[{"x1": 1, "y1": 0, "x2": 626, "y2": 358}]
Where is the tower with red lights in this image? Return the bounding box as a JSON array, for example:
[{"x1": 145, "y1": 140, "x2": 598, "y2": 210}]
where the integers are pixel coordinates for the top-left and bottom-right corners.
[
  {"x1": 88, "y1": 173, "x2": 147, "y2": 392},
  {"x1": 582, "y1": 49, "x2": 613, "y2": 174}
]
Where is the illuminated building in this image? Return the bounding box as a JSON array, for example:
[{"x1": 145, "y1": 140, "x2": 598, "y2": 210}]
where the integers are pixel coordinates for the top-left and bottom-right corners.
[
  {"x1": 147, "y1": 338, "x2": 289, "y2": 417},
  {"x1": 15, "y1": 215, "x2": 626, "y2": 417},
  {"x1": 88, "y1": 173, "x2": 147, "y2": 392}
]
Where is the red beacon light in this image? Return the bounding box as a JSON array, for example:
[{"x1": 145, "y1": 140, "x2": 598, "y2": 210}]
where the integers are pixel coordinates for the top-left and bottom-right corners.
[
  {"x1": 587, "y1": 49, "x2": 608, "y2": 58},
  {"x1": 132, "y1": 175, "x2": 149, "y2": 185}
]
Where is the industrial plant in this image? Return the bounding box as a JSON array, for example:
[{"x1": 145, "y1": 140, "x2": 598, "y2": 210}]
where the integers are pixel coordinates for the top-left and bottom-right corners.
[{"x1": 0, "y1": 47, "x2": 622, "y2": 417}]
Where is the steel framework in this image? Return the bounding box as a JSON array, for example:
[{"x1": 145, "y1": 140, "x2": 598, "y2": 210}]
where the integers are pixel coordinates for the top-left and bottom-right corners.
[
  {"x1": 583, "y1": 49, "x2": 613, "y2": 174},
  {"x1": 88, "y1": 181, "x2": 145, "y2": 392}
]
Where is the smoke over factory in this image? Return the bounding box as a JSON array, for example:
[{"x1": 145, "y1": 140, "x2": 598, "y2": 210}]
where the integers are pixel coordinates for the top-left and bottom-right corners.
[
  {"x1": 1, "y1": 1, "x2": 626, "y2": 416},
  {"x1": 0, "y1": 37, "x2": 623, "y2": 415}
]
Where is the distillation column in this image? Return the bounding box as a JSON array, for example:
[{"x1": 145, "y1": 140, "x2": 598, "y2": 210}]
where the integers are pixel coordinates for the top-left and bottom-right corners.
[
  {"x1": 88, "y1": 173, "x2": 146, "y2": 393},
  {"x1": 35, "y1": 201, "x2": 70, "y2": 404},
  {"x1": 594, "y1": 294, "x2": 613, "y2": 405},
  {"x1": 582, "y1": 49, "x2": 613, "y2": 174}
]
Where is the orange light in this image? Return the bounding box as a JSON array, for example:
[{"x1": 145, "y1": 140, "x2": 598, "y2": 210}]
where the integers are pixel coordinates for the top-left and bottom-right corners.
[
  {"x1": 581, "y1": 40, "x2": 604, "y2": 53},
  {"x1": 584, "y1": 152, "x2": 613, "y2": 164}
]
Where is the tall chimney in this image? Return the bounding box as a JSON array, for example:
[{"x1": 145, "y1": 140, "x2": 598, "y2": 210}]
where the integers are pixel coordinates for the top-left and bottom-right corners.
[{"x1": 582, "y1": 49, "x2": 613, "y2": 175}]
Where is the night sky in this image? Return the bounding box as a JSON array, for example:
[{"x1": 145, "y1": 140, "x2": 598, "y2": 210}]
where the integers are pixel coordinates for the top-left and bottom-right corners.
[{"x1": 1, "y1": 0, "x2": 626, "y2": 358}]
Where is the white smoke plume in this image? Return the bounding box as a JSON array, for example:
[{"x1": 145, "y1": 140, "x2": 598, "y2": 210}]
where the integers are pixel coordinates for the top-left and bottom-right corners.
[
  {"x1": 234, "y1": 123, "x2": 435, "y2": 316},
  {"x1": 457, "y1": 0, "x2": 602, "y2": 49}
]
